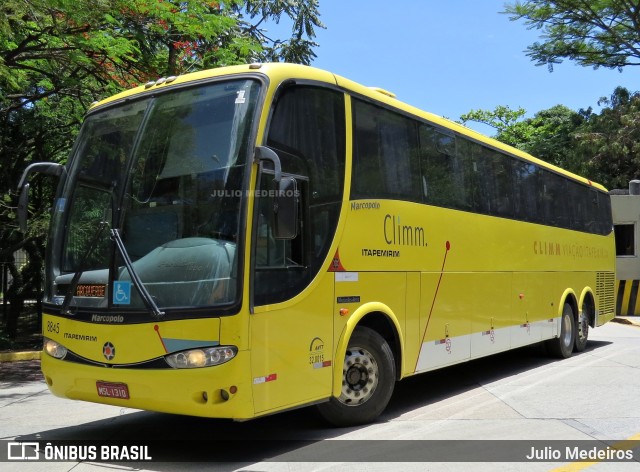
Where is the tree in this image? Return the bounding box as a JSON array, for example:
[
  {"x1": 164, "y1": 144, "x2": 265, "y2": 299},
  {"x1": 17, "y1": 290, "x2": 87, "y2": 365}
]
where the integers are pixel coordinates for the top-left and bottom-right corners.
[
  {"x1": 504, "y1": 0, "x2": 640, "y2": 70},
  {"x1": 459, "y1": 105, "x2": 529, "y2": 147},
  {"x1": 240, "y1": 0, "x2": 323, "y2": 64},
  {"x1": 575, "y1": 87, "x2": 640, "y2": 188},
  {"x1": 521, "y1": 105, "x2": 587, "y2": 173},
  {"x1": 1, "y1": 1, "x2": 323, "y2": 115}
]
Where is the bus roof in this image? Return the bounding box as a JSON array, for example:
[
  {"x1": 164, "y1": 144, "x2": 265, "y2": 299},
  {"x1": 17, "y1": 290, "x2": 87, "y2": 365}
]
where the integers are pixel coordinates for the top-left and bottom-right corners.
[{"x1": 90, "y1": 62, "x2": 607, "y2": 193}]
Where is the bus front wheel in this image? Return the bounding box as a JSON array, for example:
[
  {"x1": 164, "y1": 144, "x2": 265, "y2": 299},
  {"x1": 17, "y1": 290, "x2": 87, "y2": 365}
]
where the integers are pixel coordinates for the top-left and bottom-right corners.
[
  {"x1": 317, "y1": 326, "x2": 396, "y2": 427},
  {"x1": 546, "y1": 303, "x2": 575, "y2": 359}
]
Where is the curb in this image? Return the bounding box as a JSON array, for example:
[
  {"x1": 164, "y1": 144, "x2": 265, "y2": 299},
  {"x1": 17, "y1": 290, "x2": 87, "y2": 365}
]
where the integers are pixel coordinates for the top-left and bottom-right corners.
[{"x1": 0, "y1": 351, "x2": 41, "y2": 363}]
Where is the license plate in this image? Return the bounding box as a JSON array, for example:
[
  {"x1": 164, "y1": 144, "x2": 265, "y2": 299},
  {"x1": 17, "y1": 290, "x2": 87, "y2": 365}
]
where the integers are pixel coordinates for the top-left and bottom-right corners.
[{"x1": 96, "y1": 381, "x2": 130, "y2": 399}]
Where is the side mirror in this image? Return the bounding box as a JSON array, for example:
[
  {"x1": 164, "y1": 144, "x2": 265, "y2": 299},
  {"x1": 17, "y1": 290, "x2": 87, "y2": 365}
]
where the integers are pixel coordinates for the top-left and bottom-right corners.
[
  {"x1": 273, "y1": 177, "x2": 299, "y2": 240},
  {"x1": 16, "y1": 162, "x2": 64, "y2": 232}
]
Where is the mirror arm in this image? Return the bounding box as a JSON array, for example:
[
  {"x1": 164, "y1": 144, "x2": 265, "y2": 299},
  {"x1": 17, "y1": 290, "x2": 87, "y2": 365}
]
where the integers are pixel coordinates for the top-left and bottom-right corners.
[
  {"x1": 16, "y1": 162, "x2": 65, "y2": 233},
  {"x1": 17, "y1": 162, "x2": 64, "y2": 191},
  {"x1": 254, "y1": 146, "x2": 282, "y2": 184}
]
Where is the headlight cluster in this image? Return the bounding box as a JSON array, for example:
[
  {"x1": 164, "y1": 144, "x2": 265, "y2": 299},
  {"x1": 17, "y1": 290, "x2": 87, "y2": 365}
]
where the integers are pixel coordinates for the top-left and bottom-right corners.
[
  {"x1": 44, "y1": 338, "x2": 68, "y2": 359},
  {"x1": 165, "y1": 346, "x2": 237, "y2": 369}
]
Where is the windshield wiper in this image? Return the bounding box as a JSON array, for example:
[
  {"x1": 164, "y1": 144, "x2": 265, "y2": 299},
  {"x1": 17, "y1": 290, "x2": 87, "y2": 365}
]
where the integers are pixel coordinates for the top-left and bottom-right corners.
[
  {"x1": 61, "y1": 221, "x2": 110, "y2": 315},
  {"x1": 110, "y1": 228, "x2": 165, "y2": 318}
]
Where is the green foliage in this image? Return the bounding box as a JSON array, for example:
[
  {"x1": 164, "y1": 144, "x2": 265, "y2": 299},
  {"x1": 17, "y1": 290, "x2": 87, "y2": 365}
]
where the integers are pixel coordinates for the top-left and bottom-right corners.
[
  {"x1": 521, "y1": 105, "x2": 587, "y2": 173},
  {"x1": 504, "y1": 0, "x2": 640, "y2": 70},
  {"x1": 460, "y1": 105, "x2": 529, "y2": 147},
  {"x1": 575, "y1": 87, "x2": 640, "y2": 188},
  {"x1": 240, "y1": 0, "x2": 324, "y2": 64}
]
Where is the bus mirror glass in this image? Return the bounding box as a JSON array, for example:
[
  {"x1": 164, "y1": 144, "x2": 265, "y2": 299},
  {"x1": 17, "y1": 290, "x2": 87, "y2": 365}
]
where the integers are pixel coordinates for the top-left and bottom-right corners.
[{"x1": 273, "y1": 177, "x2": 298, "y2": 240}]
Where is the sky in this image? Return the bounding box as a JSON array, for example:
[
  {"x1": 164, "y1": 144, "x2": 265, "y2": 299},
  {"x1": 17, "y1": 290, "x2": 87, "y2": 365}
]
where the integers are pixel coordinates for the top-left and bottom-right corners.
[{"x1": 274, "y1": 0, "x2": 639, "y2": 135}]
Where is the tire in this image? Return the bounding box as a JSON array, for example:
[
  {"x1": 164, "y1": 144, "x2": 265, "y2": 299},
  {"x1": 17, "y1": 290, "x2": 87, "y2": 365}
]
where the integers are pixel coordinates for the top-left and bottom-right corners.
[
  {"x1": 317, "y1": 326, "x2": 396, "y2": 427},
  {"x1": 574, "y1": 302, "x2": 591, "y2": 352},
  {"x1": 546, "y1": 303, "x2": 575, "y2": 359}
]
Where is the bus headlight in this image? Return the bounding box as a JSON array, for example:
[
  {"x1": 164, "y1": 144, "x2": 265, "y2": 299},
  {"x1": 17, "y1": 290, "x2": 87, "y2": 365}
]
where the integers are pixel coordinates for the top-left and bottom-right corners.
[
  {"x1": 165, "y1": 346, "x2": 237, "y2": 369},
  {"x1": 44, "y1": 338, "x2": 68, "y2": 359}
]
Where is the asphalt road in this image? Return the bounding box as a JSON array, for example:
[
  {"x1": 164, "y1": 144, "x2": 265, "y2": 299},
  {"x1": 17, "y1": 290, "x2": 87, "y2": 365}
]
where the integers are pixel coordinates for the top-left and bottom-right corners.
[{"x1": 1, "y1": 319, "x2": 640, "y2": 471}]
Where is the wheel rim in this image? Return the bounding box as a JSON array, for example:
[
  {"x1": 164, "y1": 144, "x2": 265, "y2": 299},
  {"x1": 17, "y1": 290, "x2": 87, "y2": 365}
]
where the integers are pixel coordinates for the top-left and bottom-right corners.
[
  {"x1": 338, "y1": 346, "x2": 379, "y2": 406},
  {"x1": 561, "y1": 311, "x2": 573, "y2": 347}
]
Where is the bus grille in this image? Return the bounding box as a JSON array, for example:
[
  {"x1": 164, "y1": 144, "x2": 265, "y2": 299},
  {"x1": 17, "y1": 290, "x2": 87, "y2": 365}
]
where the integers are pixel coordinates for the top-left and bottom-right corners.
[{"x1": 596, "y1": 271, "x2": 615, "y2": 317}]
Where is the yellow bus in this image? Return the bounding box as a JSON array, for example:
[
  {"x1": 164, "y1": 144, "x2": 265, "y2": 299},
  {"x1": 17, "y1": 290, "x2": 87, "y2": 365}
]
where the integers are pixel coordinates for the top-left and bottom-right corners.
[{"x1": 18, "y1": 63, "x2": 615, "y2": 426}]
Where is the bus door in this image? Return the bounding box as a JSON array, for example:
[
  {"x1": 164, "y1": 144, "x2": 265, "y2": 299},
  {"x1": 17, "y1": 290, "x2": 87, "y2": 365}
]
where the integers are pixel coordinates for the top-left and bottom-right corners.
[
  {"x1": 249, "y1": 171, "x2": 335, "y2": 414},
  {"x1": 248, "y1": 83, "x2": 346, "y2": 415}
]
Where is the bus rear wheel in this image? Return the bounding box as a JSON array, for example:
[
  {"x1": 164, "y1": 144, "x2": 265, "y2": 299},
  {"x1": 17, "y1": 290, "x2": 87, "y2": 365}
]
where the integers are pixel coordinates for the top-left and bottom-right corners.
[
  {"x1": 574, "y1": 302, "x2": 591, "y2": 352},
  {"x1": 317, "y1": 326, "x2": 396, "y2": 427},
  {"x1": 546, "y1": 303, "x2": 575, "y2": 359}
]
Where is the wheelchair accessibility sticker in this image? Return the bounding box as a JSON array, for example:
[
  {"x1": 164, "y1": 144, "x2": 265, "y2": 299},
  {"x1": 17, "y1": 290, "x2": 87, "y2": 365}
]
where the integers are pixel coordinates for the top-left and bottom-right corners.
[{"x1": 113, "y1": 281, "x2": 131, "y2": 305}]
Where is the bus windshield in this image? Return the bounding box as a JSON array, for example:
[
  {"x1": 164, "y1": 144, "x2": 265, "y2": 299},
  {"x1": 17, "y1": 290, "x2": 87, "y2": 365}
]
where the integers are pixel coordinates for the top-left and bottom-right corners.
[{"x1": 48, "y1": 79, "x2": 261, "y2": 313}]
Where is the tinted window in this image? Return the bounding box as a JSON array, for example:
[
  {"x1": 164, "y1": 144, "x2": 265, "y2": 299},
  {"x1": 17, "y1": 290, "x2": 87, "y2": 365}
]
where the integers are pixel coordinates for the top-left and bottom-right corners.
[
  {"x1": 513, "y1": 160, "x2": 540, "y2": 223},
  {"x1": 351, "y1": 99, "x2": 420, "y2": 201},
  {"x1": 267, "y1": 86, "x2": 345, "y2": 201},
  {"x1": 348, "y1": 100, "x2": 612, "y2": 236},
  {"x1": 419, "y1": 125, "x2": 462, "y2": 208},
  {"x1": 255, "y1": 86, "x2": 346, "y2": 305},
  {"x1": 540, "y1": 170, "x2": 569, "y2": 228}
]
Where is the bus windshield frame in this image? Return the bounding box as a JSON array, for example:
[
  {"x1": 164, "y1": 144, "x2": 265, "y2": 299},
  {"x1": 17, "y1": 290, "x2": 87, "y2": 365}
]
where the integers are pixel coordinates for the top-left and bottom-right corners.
[{"x1": 45, "y1": 78, "x2": 262, "y2": 319}]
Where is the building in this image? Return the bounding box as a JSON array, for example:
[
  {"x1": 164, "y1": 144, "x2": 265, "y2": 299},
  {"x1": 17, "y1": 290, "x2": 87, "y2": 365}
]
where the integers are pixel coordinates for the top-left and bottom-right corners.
[{"x1": 611, "y1": 180, "x2": 640, "y2": 316}]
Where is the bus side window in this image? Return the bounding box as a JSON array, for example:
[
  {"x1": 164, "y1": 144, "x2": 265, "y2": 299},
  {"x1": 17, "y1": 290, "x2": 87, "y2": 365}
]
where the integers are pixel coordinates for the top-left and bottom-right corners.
[
  {"x1": 256, "y1": 85, "x2": 345, "y2": 306},
  {"x1": 419, "y1": 124, "x2": 461, "y2": 209},
  {"x1": 351, "y1": 99, "x2": 421, "y2": 201},
  {"x1": 513, "y1": 160, "x2": 540, "y2": 223},
  {"x1": 484, "y1": 148, "x2": 514, "y2": 218},
  {"x1": 540, "y1": 170, "x2": 569, "y2": 228}
]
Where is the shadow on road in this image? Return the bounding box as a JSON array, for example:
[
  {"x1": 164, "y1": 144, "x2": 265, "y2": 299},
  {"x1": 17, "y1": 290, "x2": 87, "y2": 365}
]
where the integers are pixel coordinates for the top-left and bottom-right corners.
[{"x1": 0, "y1": 359, "x2": 43, "y2": 386}]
